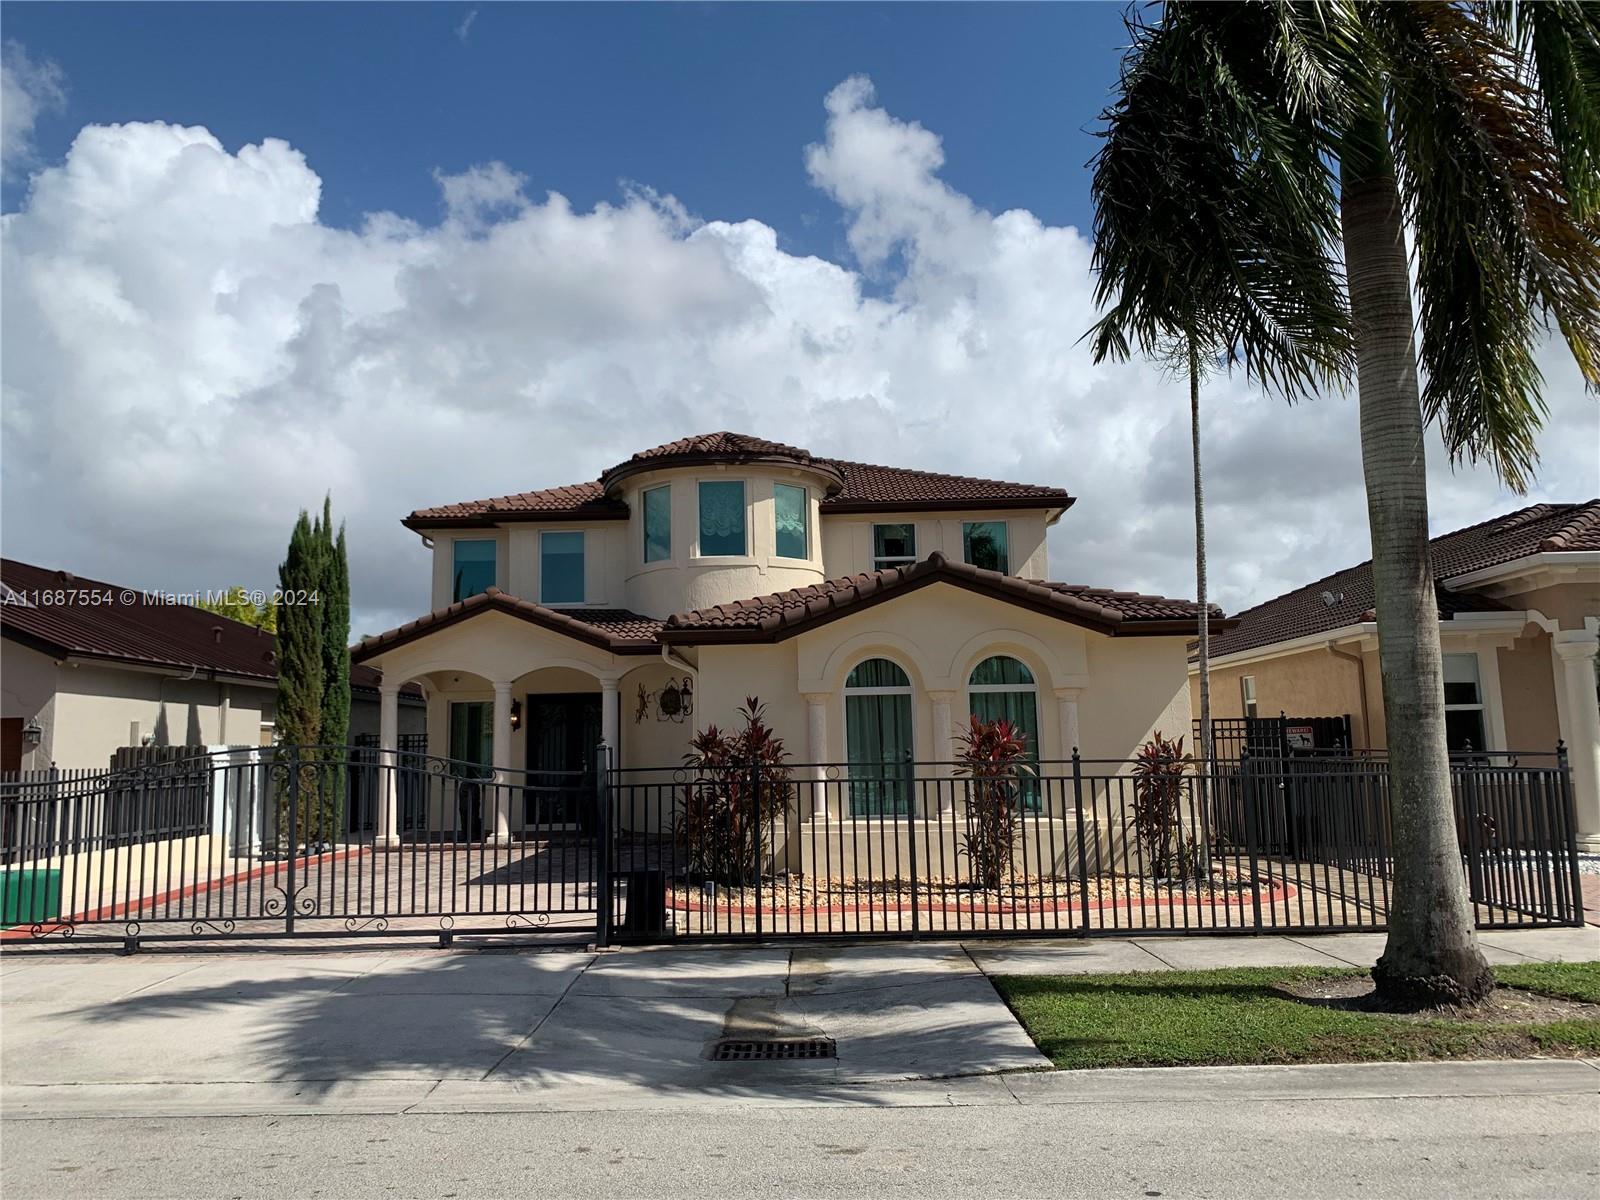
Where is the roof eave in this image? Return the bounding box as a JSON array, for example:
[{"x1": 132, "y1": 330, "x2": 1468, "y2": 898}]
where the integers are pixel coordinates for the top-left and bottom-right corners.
[{"x1": 819, "y1": 494, "x2": 1075, "y2": 516}]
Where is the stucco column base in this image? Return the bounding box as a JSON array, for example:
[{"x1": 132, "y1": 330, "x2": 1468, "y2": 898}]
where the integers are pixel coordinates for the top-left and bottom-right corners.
[{"x1": 373, "y1": 834, "x2": 401, "y2": 850}]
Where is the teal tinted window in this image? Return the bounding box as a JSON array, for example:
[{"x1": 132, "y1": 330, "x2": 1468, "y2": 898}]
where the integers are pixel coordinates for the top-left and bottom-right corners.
[
  {"x1": 452, "y1": 539, "x2": 496, "y2": 602},
  {"x1": 963, "y1": 522, "x2": 1009, "y2": 573},
  {"x1": 873, "y1": 524, "x2": 916, "y2": 570},
  {"x1": 844, "y1": 658, "x2": 913, "y2": 816},
  {"x1": 643, "y1": 485, "x2": 671, "y2": 563},
  {"x1": 540, "y1": 531, "x2": 585, "y2": 605},
  {"x1": 774, "y1": 484, "x2": 808, "y2": 559},
  {"x1": 698, "y1": 481, "x2": 746, "y2": 556},
  {"x1": 449, "y1": 701, "x2": 493, "y2": 778},
  {"x1": 968, "y1": 656, "x2": 1040, "y2": 809}
]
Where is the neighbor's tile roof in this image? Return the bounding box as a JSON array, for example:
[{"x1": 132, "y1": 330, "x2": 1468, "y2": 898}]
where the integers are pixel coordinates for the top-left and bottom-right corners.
[
  {"x1": 352, "y1": 589, "x2": 664, "y2": 661},
  {"x1": 1209, "y1": 501, "x2": 1599, "y2": 659},
  {"x1": 661, "y1": 553, "x2": 1225, "y2": 643},
  {"x1": 0, "y1": 557, "x2": 407, "y2": 695},
  {"x1": 404, "y1": 432, "x2": 1073, "y2": 527}
]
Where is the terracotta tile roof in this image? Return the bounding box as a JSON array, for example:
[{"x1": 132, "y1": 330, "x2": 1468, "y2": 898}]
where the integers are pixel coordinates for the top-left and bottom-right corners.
[
  {"x1": 660, "y1": 553, "x2": 1226, "y2": 643},
  {"x1": 821, "y1": 459, "x2": 1073, "y2": 513},
  {"x1": 352, "y1": 589, "x2": 663, "y2": 661},
  {"x1": 1209, "y1": 501, "x2": 1598, "y2": 659},
  {"x1": 403, "y1": 432, "x2": 1073, "y2": 527},
  {"x1": 0, "y1": 558, "x2": 411, "y2": 697}
]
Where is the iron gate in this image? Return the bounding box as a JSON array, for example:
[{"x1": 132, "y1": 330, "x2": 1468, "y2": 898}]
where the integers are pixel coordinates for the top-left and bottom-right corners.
[
  {"x1": 599, "y1": 749, "x2": 1585, "y2": 943},
  {"x1": 0, "y1": 745, "x2": 601, "y2": 948}
]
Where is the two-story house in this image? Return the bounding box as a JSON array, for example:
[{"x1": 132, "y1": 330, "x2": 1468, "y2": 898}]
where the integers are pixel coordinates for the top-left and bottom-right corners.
[{"x1": 353, "y1": 433, "x2": 1225, "y2": 842}]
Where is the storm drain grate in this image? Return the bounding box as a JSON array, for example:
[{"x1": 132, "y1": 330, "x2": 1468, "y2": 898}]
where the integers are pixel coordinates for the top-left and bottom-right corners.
[{"x1": 711, "y1": 1037, "x2": 837, "y2": 1062}]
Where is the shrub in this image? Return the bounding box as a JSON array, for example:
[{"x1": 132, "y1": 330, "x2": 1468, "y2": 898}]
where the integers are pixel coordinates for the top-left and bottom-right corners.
[
  {"x1": 1129, "y1": 732, "x2": 1203, "y2": 880},
  {"x1": 954, "y1": 716, "x2": 1035, "y2": 891},
  {"x1": 675, "y1": 697, "x2": 794, "y2": 886}
]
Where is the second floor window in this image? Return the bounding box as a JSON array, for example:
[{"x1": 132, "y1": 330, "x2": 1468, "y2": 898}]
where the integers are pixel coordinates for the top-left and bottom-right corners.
[
  {"x1": 452, "y1": 539, "x2": 496, "y2": 602},
  {"x1": 643, "y1": 485, "x2": 671, "y2": 563},
  {"x1": 873, "y1": 524, "x2": 916, "y2": 571},
  {"x1": 540, "y1": 531, "x2": 585, "y2": 605},
  {"x1": 963, "y1": 522, "x2": 1008, "y2": 573},
  {"x1": 698, "y1": 480, "x2": 746, "y2": 556},
  {"x1": 1241, "y1": 675, "x2": 1258, "y2": 718},
  {"x1": 774, "y1": 484, "x2": 808, "y2": 559}
]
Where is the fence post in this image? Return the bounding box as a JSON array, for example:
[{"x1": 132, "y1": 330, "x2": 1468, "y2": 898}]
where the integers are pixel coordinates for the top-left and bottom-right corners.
[
  {"x1": 594, "y1": 740, "x2": 613, "y2": 949},
  {"x1": 1242, "y1": 746, "x2": 1263, "y2": 930},
  {"x1": 1555, "y1": 741, "x2": 1584, "y2": 927},
  {"x1": 285, "y1": 745, "x2": 299, "y2": 937},
  {"x1": 907, "y1": 748, "x2": 920, "y2": 939},
  {"x1": 1071, "y1": 748, "x2": 1091, "y2": 933},
  {"x1": 749, "y1": 754, "x2": 763, "y2": 939}
]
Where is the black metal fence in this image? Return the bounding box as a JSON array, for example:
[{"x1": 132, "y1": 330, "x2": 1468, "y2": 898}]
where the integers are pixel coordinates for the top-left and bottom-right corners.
[
  {"x1": 1, "y1": 744, "x2": 1583, "y2": 949},
  {"x1": 1199, "y1": 714, "x2": 1356, "y2": 760},
  {"x1": 1, "y1": 746, "x2": 599, "y2": 946},
  {"x1": 601, "y1": 749, "x2": 1585, "y2": 943}
]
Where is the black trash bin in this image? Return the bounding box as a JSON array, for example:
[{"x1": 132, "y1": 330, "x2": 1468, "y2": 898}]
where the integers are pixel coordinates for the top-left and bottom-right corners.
[{"x1": 620, "y1": 869, "x2": 668, "y2": 936}]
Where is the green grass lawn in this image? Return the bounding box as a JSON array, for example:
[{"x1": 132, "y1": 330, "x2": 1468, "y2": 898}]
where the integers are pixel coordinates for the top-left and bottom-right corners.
[{"x1": 994, "y1": 962, "x2": 1600, "y2": 1070}]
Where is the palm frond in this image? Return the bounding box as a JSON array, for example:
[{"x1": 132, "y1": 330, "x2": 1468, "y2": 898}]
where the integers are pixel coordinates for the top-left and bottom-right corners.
[
  {"x1": 1087, "y1": 2, "x2": 1355, "y2": 398},
  {"x1": 1479, "y1": 0, "x2": 1600, "y2": 221},
  {"x1": 1379, "y1": 2, "x2": 1600, "y2": 491}
]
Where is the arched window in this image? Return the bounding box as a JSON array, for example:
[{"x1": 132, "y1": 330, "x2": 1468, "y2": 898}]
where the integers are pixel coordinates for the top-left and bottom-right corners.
[
  {"x1": 844, "y1": 658, "x2": 913, "y2": 817},
  {"x1": 968, "y1": 655, "x2": 1041, "y2": 808}
]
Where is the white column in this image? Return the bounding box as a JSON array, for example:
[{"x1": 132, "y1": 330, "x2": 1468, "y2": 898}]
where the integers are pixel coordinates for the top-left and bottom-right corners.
[
  {"x1": 803, "y1": 693, "x2": 829, "y2": 819},
  {"x1": 926, "y1": 690, "x2": 958, "y2": 815},
  {"x1": 600, "y1": 678, "x2": 620, "y2": 771},
  {"x1": 1552, "y1": 632, "x2": 1600, "y2": 849},
  {"x1": 490, "y1": 681, "x2": 513, "y2": 843},
  {"x1": 1055, "y1": 687, "x2": 1083, "y2": 759},
  {"x1": 376, "y1": 683, "x2": 400, "y2": 848}
]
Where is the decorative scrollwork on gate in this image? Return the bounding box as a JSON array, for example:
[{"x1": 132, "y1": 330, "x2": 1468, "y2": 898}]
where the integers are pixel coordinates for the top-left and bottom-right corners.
[
  {"x1": 29, "y1": 921, "x2": 75, "y2": 941},
  {"x1": 438, "y1": 914, "x2": 456, "y2": 931},
  {"x1": 504, "y1": 912, "x2": 551, "y2": 930},
  {"x1": 263, "y1": 883, "x2": 320, "y2": 919},
  {"x1": 343, "y1": 916, "x2": 389, "y2": 933},
  {"x1": 189, "y1": 919, "x2": 237, "y2": 936}
]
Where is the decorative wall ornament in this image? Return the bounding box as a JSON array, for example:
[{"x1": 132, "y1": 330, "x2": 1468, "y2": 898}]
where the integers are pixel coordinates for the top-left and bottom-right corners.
[{"x1": 634, "y1": 676, "x2": 696, "y2": 724}]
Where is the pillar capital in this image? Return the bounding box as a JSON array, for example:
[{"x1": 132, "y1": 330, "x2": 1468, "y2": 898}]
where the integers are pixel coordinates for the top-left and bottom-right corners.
[
  {"x1": 1552, "y1": 630, "x2": 1600, "y2": 662},
  {"x1": 924, "y1": 689, "x2": 959, "y2": 704}
]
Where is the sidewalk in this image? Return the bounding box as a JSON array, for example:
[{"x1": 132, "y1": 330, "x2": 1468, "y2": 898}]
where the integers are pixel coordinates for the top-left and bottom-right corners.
[{"x1": 3, "y1": 928, "x2": 1595, "y2": 1120}]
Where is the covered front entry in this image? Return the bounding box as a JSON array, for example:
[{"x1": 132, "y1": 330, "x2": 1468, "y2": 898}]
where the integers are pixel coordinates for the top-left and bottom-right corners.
[{"x1": 526, "y1": 693, "x2": 601, "y2": 829}]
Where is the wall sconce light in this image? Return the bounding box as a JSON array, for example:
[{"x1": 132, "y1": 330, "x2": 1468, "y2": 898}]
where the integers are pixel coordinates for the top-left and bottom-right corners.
[
  {"x1": 510, "y1": 699, "x2": 522, "y2": 732},
  {"x1": 21, "y1": 720, "x2": 43, "y2": 749}
]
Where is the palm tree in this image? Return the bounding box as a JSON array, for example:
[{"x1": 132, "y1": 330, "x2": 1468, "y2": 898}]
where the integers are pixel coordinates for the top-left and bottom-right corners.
[{"x1": 1088, "y1": 1, "x2": 1600, "y2": 1007}]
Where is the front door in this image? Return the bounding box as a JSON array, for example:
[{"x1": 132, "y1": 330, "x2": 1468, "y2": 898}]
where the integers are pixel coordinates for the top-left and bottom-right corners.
[{"x1": 525, "y1": 693, "x2": 601, "y2": 829}]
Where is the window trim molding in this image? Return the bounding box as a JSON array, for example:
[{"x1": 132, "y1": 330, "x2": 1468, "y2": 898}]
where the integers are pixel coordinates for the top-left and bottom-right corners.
[
  {"x1": 872, "y1": 522, "x2": 918, "y2": 572},
  {"x1": 1241, "y1": 674, "x2": 1258, "y2": 719},
  {"x1": 772, "y1": 482, "x2": 811, "y2": 562},
  {"x1": 538, "y1": 528, "x2": 587, "y2": 607},
  {"x1": 693, "y1": 477, "x2": 751, "y2": 561},
  {"x1": 1443, "y1": 649, "x2": 1492, "y2": 752},
  {"x1": 451, "y1": 537, "x2": 498, "y2": 603},
  {"x1": 961, "y1": 519, "x2": 1011, "y2": 574},
  {"x1": 641, "y1": 483, "x2": 672, "y2": 565}
]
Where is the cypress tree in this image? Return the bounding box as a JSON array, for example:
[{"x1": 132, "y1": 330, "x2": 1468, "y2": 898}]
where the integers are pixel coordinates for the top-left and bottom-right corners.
[
  {"x1": 275, "y1": 510, "x2": 324, "y2": 848},
  {"x1": 318, "y1": 497, "x2": 353, "y2": 831}
]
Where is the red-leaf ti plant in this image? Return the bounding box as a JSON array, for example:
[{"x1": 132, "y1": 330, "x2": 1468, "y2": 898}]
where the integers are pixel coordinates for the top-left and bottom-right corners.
[
  {"x1": 1129, "y1": 732, "x2": 1202, "y2": 881},
  {"x1": 953, "y1": 716, "x2": 1034, "y2": 892},
  {"x1": 675, "y1": 697, "x2": 794, "y2": 887}
]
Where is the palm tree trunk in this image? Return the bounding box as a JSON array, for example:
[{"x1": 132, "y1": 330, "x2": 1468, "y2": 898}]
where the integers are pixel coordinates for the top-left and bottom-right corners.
[
  {"x1": 1190, "y1": 337, "x2": 1213, "y2": 765},
  {"x1": 1340, "y1": 112, "x2": 1492, "y2": 1007}
]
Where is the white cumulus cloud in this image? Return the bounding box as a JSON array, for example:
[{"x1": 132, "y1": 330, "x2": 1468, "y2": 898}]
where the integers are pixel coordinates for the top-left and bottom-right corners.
[
  {"x1": 1, "y1": 40, "x2": 66, "y2": 181},
  {"x1": 2, "y1": 72, "x2": 1595, "y2": 637}
]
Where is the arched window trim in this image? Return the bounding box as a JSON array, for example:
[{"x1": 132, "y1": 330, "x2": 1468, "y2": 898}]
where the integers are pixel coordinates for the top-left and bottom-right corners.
[{"x1": 845, "y1": 658, "x2": 912, "y2": 694}]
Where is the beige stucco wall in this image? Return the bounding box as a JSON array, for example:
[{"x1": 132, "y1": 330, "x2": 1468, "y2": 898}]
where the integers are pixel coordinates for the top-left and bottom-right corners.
[
  {"x1": 819, "y1": 510, "x2": 1051, "y2": 581},
  {"x1": 1201, "y1": 647, "x2": 1369, "y2": 744},
  {"x1": 44, "y1": 666, "x2": 272, "y2": 770},
  {"x1": 1, "y1": 641, "x2": 59, "y2": 770},
  {"x1": 1504, "y1": 578, "x2": 1600, "y2": 632},
  {"x1": 1498, "y1": 627, "x2": 1563, "y2": 752}
]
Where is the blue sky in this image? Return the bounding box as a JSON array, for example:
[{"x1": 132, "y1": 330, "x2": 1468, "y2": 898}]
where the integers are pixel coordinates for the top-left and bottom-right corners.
[
  {"x1": 3, "y1": 2, "x2": 1127, "y2": 251},
  {"x1": 4, "y1": 2, "x2": 1591, "y2": 632}
]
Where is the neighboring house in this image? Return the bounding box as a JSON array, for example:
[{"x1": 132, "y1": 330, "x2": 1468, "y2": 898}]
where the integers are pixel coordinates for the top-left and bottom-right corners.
[
  {"x1": 353, "y1": 432, "x2": 1226, "y2": 838},
  {"x1": 1193, "y1": 501, "x2": 1600, "y2": 849},
  {"x1": 0, "y1": 558, "x2": 424, "y2": 772}
]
